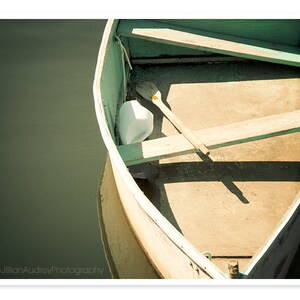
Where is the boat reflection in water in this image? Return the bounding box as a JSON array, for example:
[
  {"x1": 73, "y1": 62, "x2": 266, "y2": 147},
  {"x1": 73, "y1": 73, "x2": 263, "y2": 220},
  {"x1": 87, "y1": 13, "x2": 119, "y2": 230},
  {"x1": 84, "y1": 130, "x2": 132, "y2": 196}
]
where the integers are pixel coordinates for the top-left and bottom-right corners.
[{"x1": 98, "y1": 156, "x2": 159, "y2": 279}]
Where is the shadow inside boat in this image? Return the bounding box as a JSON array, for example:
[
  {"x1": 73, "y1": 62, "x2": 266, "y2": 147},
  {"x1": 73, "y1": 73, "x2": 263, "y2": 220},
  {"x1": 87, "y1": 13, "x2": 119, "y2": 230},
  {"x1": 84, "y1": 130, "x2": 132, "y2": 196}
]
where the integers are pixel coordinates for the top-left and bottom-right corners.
[
  {"x1": 129, "y1": 61, "x2": 300, "y2": 91},
  {"x1": 131, "y1": 163, "x2": 184, "y2": 234},
  {"x1": 159, "y1": 158, "x2": 300, "y2": 205},
  {"x1": 157, "y1": 161, "x2": 300, "y2": 183},
  {"x1": 130, "y1": 159, "x2": 300, "y2": 232}
]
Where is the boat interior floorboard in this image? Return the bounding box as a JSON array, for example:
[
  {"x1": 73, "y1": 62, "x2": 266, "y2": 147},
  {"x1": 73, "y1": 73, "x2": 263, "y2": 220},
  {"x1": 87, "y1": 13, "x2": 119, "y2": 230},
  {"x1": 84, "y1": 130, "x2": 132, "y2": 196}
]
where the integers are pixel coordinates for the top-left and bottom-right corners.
[{"x1": 125, "y1": 61, "x2": 300, "y2": 273}]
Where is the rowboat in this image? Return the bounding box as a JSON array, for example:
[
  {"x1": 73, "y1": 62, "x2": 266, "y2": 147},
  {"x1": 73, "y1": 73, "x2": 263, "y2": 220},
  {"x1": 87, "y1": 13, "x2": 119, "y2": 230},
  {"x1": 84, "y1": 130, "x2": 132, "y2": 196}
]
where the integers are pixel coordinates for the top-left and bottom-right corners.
[{"x1": 93, "y1": 19, "x2": 300, "y2": 279}]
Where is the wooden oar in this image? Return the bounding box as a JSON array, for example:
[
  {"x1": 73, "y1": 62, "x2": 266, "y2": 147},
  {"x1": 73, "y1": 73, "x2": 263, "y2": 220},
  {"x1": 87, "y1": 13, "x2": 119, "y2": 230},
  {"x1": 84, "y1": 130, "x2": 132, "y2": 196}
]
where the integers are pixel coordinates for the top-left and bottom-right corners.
[{"x1": 136, "y1": 81, "x2": 210, "y2": 155}]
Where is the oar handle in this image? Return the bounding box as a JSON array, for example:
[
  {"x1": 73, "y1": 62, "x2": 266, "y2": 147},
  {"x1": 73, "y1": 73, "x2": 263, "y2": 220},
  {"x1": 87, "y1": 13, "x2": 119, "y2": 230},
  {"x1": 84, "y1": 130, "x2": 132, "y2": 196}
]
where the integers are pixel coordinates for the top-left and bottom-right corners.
[
  {"x1": 153, "y1": 99, "x2": 210, "y2": 155},
  {"x1": 181, "y1": 127, "x2": 210, "y2": 156}
]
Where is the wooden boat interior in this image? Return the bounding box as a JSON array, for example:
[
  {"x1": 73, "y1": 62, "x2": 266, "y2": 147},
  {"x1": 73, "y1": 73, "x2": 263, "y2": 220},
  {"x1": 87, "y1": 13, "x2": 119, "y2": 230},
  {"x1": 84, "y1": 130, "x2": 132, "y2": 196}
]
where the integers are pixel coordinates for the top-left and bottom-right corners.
[{"x1": 105, "y1": 20, "x2": 300, "y2": 274}]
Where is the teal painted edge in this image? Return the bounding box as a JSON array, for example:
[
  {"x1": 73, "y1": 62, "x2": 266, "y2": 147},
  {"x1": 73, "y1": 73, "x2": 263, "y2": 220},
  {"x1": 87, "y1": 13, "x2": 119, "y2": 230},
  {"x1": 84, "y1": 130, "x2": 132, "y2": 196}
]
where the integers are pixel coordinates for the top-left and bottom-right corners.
[
  {"x1": 100, "y1": 21, "x2": 125, "y2": 143},
  {"x1": 118, "y1": 19, "x2": 300, "y2": 67},
  {"x1": 209, "y1": 128, "x2": 300, "y2": 150}
]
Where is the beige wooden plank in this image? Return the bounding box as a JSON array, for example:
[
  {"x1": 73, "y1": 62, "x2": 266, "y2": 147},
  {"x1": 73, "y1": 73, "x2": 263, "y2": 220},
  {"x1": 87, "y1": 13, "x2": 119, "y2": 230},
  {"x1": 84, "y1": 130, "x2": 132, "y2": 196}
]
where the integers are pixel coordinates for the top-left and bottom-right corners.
[
  {"x1": 118, "y1": 110, "x2": 300, "y2": 166},
  {"x1": 118, "y1": 20, "x2": 300, "y2": 67}
]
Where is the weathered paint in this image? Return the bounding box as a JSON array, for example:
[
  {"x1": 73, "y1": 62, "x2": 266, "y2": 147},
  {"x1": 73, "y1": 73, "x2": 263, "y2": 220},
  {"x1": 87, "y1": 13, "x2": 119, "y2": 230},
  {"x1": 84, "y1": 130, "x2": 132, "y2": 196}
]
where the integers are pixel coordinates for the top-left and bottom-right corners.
[{"x1": 121, "y1": 19, "x2": 300, "y2": 59}]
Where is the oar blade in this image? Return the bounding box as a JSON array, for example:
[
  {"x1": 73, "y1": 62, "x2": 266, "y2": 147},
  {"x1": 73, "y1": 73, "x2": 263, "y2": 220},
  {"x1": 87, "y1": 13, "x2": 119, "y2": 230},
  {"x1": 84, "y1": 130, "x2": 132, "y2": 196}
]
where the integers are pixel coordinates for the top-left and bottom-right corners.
[{"x1": 136, "y1": 81, "x2": 161, "y2": 101}]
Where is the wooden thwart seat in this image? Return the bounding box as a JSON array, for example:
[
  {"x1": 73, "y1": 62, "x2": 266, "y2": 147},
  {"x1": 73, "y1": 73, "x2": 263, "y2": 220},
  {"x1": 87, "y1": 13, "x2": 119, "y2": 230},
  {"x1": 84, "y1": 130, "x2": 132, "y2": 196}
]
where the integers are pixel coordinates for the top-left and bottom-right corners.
[
  {"x1": 117, "y1": 19, "x2": 300, "y2": 67},
  {"x1": 118, "y1": 110, "x2": 300, "y2": 166}
]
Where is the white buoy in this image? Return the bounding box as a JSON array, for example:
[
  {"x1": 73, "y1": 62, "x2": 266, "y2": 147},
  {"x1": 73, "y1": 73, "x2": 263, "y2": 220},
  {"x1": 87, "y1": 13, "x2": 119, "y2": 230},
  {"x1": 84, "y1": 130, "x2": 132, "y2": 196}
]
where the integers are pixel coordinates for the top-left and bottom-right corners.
[{"x1": 118, "y1": 100, "x2": 154, "y2": 145}]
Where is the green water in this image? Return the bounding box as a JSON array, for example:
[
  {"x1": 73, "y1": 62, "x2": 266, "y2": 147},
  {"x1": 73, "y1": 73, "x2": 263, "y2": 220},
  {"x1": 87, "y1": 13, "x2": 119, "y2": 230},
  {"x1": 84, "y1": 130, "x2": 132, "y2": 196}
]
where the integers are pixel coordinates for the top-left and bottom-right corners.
[{"x1": 0, "y1": 20, "x2": 110, "y2": 279}]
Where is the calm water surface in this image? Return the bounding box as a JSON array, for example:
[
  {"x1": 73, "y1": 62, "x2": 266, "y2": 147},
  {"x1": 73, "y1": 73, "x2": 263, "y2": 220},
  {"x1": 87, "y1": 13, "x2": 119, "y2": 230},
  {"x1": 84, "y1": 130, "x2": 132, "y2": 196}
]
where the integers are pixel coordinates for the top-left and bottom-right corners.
[
  {"x1": 0, "y1": 20, "x2": 110, "y2": 279},
  {"x1": 0, "y1": 19, "x2": 299, "y2": 280}
]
